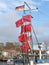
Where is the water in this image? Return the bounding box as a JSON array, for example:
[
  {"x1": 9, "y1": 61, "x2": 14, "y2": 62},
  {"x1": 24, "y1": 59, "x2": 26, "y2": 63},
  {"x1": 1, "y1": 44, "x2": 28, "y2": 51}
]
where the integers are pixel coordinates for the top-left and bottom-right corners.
[
  {"x1": 0, "y1": 62, "x2": 7, "y2": 65},
  {"x1": 0, "y1": 61, "x2": 23, "y2": 65}
]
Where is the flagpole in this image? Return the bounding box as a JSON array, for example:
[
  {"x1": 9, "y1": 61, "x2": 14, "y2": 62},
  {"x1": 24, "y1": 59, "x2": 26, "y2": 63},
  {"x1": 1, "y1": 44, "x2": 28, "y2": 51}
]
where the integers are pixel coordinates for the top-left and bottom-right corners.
[
  {"x1": 24, "y1": 1, "x2": 33, "y2": 51},
  {"x1": 23, "y1": 2, "x2": 30, "y2": 65},
  {"x1": 21, "y1": 3, "x2": 28, "y2": 65},
  {"x1": 21, "y1": 4, "x2": 30, "y2": 65},
  {"x1": 24, "y1": 2, "x2": 39, "y2": 64},
  {"x1": 24, "y1": 2, "x2": 30, "y2": 63},
  {"x1": 24, "y1": 1, "x2": 39, "y2": 48}
]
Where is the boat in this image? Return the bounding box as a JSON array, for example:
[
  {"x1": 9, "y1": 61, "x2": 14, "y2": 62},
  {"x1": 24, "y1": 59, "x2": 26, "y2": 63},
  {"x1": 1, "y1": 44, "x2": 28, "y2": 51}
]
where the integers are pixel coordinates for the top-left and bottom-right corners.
[{"x1": 7, "y1": 59, "x2": 14, "y2": 65}]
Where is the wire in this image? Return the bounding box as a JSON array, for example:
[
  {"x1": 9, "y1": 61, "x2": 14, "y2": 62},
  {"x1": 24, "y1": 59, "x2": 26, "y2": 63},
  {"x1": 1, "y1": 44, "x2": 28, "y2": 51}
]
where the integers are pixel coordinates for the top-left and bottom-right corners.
[{"x1": 32, "y1": 25, "x2": 39, "y2": 45}]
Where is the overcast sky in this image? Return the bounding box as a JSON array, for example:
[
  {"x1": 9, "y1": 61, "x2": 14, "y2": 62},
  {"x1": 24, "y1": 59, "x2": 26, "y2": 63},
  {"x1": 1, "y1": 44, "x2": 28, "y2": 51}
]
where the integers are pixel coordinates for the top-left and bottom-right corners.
[{"x1": 0, "y1": 0, "x2": 49, "y2": 45}]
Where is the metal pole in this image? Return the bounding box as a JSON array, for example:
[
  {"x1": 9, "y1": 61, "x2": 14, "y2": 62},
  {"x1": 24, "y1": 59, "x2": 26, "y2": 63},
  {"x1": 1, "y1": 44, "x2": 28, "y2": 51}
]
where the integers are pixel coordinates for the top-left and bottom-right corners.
[
  {"x1": 21, "y1": 4, "x2": 25, "y2": 65},
  {"x1": 24, "y1": 2, "x2": 39, "y2": 64},
  {"x1": 24, "y1": 1, "x2": 39, "y2": 46},
  {"x1": 24, "y1": 2, "x2": 34, "y2": 65},
  {"x1": 24, "y1": 1, "x2": 33, "y2": 50}
]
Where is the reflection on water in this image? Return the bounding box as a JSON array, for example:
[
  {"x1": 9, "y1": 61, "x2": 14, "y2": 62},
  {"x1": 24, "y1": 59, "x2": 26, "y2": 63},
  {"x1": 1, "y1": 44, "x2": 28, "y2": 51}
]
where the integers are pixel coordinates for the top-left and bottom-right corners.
[
  {"x1": 0, "y1": 62, "x2": 7, "y2": 65},
  {"x1": 0, "y1": 61, "x2": 23, "y2": 65}
]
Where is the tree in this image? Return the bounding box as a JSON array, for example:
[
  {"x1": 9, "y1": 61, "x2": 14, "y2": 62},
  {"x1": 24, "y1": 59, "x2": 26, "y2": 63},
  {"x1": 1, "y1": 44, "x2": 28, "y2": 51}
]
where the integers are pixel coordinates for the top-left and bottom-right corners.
[{"x1": 6, "y1": 42, "x2": 15, "y2": 49}]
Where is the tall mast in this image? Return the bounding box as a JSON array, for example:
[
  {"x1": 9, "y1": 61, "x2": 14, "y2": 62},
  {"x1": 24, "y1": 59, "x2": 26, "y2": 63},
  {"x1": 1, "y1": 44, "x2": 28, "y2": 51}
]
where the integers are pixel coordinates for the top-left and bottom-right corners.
[{"x1": 24, "y1": 2, "x2": 39, "y2": 50}]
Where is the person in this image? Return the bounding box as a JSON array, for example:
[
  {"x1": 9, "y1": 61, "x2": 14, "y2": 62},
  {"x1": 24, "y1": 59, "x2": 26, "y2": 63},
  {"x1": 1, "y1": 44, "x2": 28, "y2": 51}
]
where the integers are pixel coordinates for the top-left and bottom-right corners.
[{"x1": 35, "y1": 52, "x2": 38, "y2": 63}]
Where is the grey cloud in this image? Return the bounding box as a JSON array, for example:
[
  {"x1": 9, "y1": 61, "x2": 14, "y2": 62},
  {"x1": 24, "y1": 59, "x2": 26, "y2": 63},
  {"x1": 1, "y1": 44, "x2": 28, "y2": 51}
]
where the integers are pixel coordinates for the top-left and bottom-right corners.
[{"x1": 0, "y1": 25, "x2": 20, "y2": 43}]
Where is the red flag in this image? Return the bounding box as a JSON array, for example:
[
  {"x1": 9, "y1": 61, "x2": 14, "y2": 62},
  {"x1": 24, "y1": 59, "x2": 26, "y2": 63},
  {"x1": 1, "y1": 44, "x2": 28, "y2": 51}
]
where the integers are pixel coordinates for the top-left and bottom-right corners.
[
  {"x1": 20, "y1": 45, "x2": 27, "y2": 52},
  {"x1": 25, "y1": 24, "x2": 32, "y2": 32},
  {"x1": 23, "y1": 15, "x2": 31, "y2": 22},
  {"x1": 20, "y1": 42, "x2": 30, "y2": 52},
  {"x1": 15, "y1": 18, "x2": 23, "y2": 27},
  {"x1": 24, "y1": 42, "x2": 30, "y2": 50},
  {"x1": 15, "y1": 5, "x2": 24, "y2": 11},
  {"x1": 18, "y1": 33, "x2": 31, "y2": 42},
  {"x1": 18, "y1": 34, "x2": 27, "y2": 42},
  {"x1": 27, "y1": 36, "x2": 31, "y2": 41},
  {"x1": 21, "y1": 24, "x2": 32, "y2": 33},
  {"x1": 15, "y1": 15, "x2": 31, "y2": 27}
]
